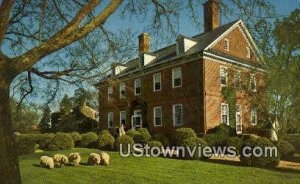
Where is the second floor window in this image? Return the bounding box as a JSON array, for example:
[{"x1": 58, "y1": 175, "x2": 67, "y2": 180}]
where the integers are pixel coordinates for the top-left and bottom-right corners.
[
  {"x1": 134, "y1": 79, "x2": 141, "y2": 95},
  {"x1": 234, "y1": 71, "x2": 241, "y2": 88},
  {"x1": 173, "y1": 104, "x2": 183, "y2": 126},
  {"x1": 153, "y1": 73, "x2": 161, "y2": 91},
  {"x1": 108, "y1": 112, "x2": 113, "y2": 128},
  {"x1": 221, "y1": 103, "x2": 229, "y2": 125},
  {"x1": 250, "y1": 74, "x2": 256, "y2": 91},
  {"x1": 153, "y1": 107, "x2": 162, "y2": 126},
  {"x1": 172, "y1": 67, "x2": 182, "y2": 88},
  {"x1": 220, "y1": 66, "x2": 228, "y2": 86},
  {"x1": 108, "y1": 86, "x2": 113, "y2": 100},
  {"x1": 251, "y1": 107, "x2": 257, "y2": 125},
  {"x1": 119, "y1": 82, "x2": 126, "y2": 98}
]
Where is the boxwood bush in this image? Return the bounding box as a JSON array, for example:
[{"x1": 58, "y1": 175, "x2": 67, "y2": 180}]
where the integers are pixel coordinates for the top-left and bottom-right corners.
[
  {"x1": 97, "y1": 131, "x2": 115, "y2": 150},
  {"x1": 173, "y1": 128, "x2": 197, "y2": 146},
  {"x1": 182, "y1": 137, "x2": 209, "y2": 159},
  {"x1": 240, "y1": 136, "x2": 280, "y2": 168},
  {"x1": 283, "y1": 134, "x2": 300, "y2": 152},
  {"x1": 115, "y1": 135, "x2": 134, "y2": 153},
  {"x1": 136, "y1": 128, "x2": 151, "y2": 144},
  {"x1": 37, "y1": 133, "x2": 55, "y2": 150},
  {"x1": 277, "y1": 139, "x2": 295, "y2": 160},
  {"x1": 69, "y1": 132, "x2": 82, "y2": 146},
  {"x1": 207, "y1": 124, "x2": 235, "y2": 136},
  {"x1": 80, "y1": 132, "x2": 98, "y2": 148},
  {"x1": 203, "y1": 134, "x2": 227, "y2": 147},
  {"x1": 126, "y1": 129, "x2": 140, "y2": 142},
  {"x1": 147, "y1": 140, "x2": 163, "y2": 148},
  {"x1": 223, "y1": 137, "x2": 242, "y2": 155},
  {"x1": 152, "y1": 133, "x2": 170, "y2": 146},
  {"x1": 48, "y1": 133, "x2": 74, "y2": 151}
]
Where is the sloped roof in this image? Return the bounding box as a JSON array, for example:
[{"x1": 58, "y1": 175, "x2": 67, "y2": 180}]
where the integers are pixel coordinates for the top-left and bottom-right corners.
[{"x1": 98, "y1": 19, "x2": 262, "y2": 83}]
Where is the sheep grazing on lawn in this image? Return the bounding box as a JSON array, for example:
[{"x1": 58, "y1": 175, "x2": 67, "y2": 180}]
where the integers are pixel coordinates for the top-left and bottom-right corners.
[
  {"x1": 100, "y1": 152, "x2": 110, "y2": 166},
  {"x1": 40, "y1": 156, "x2": 54, "y2": 169},
  {"x1": 68, "y1": 152, "x2": 81, "y2": 166},
  {"x1": 53, "y1": 154, "x2": 68, "y2": 167},
  {"x1": 87, "y1": 153, "x2": 101, "y2": 165}
]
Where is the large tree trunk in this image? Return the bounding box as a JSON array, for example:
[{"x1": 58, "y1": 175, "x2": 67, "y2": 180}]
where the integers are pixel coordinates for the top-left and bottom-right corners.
[{"x1": 0, "y1": 69, "x2": 21, "y2": 183}]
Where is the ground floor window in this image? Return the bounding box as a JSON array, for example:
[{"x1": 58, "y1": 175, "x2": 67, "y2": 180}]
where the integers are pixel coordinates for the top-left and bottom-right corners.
[
  {"x1": 132, "y1": 110, "x2": 142, "y2": 129},
  {"x1": 221, "y1": 103, "x2": 229, "y2": 125},
  {"x1": 236, "y1": 105, "x2": 242, "y2": 134},
  {"x1": 153, "y1": 107, "x2": 162, "y2": 126},
  {"x1": 108, "y1": 112, "x2": 113, "y2": 128},
  {"x1": 173, "y1": 104, "x2": 183, "y2": 126},
  {"x1": 120, "y1": 111, "x2": 126, "y2": 127}
]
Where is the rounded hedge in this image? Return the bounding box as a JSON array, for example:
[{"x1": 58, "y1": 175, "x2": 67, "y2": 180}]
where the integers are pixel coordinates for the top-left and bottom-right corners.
[
  {"x1": 98, "y1": 132, "x2": 115, "y2": 150},
  {"x1": 277, "y1": 139, "x2": 295, "y2": 160},
  {"x1": 99, "y1": 130, "x2": 111, "y2": 136},
  {"x1": 115, "y1": 135, "x2": 134, "y2": 153},
  {"x1": 15, "y1": 135, "x2": 38, "y2": 155},
  {"x1": 136, "y1": 128, "x2": 151, "y2": 144},
  {"x1": 152, "y1": 133, "x2": 170, "y2": 146},
  {"x1": 182, "y1": 137, "x2": 209, "y2": 159},
  {"x1": 69, "y1": 132, "x2": 82, "y2": 146},
  {"x1": 126, "y1": 129, "x2": 140, "y2": 142},
  {"x1": 223, "y1": 137, "x2": 242, "y2": 155},
  {"x1": 48, "y1": 133, "x2": 74, "y2": 151},
  {"x1": 38, "y1": 133, "x2": 55, "y2": 150},
  {"x1": 203, "y1": 134, "x2": 227, "y2": 147},
  {"x1": 207, "y1": 124, "x2": 235, "y2": 136},
  {"x1": 173, "y1": 128, "x2": 197, "y2": 146},
  {"x1": 147, "y1": 140, "x2": 163, "y2": 148},
  {"x1": 240, "y1": 136, "x2": 280, "y2": 168},
  {"x1": 80, "y1": 132, "x2": 98, "y2": 148}
]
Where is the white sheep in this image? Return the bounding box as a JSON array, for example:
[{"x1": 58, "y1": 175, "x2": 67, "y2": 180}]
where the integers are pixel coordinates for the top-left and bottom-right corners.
[
  {"x1": 40, "y1": 156, "x2": 54, "y2": 169},
  {"x1": 53, "y1": 154, "x2": 68, "y2": 167},
  {"x1": 68, "y1": 152, "x2": 81, "y2": 166},
  {"x1": 87, "y1": 153, "x2": 101, "y2": 165},
  {"x1": 100, "y1": 152, "x2": 110, "y2": 166}
]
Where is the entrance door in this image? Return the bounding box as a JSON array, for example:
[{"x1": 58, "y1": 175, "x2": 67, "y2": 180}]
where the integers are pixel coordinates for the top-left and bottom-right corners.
[
  {"x1": 131, "y1": 110, "x2": 142, "y2": 129},
  {"x1": 236, "y1": 105, "x2": 242, "y2": 134}
]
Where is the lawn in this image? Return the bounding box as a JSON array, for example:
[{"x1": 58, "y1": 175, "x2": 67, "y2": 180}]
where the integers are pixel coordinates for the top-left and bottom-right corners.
[{"x1": 19, "y1": 148, "x2": 300, "y2": 184}]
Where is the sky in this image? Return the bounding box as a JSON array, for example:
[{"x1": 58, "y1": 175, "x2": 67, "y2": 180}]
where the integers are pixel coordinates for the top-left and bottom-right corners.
[{"x1": 3, "y1": 0, "x2": 300, "y2": 110}]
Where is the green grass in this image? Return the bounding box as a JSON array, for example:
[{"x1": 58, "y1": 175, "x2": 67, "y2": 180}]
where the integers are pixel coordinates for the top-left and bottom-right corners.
[{"x1": 20, "y1": 148, "x2": 300, "y2": 184}]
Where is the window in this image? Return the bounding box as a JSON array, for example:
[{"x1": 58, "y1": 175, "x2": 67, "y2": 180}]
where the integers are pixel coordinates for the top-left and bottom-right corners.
[
  {"x1": 108, "y1": 112, "x2": 113, "y2": 128},
  {"x1": 246, "y1": 47, "x2": 251, "y2": 58},
  {"x1": 250, "y1": 74, "x2": 256, "y2": 91},
  {"x1": 220, "y1": 66, "x2": 228, "y2": 86},
  {"x1": 224, "y1": 38, "x2": 230, "y2": 51},
  {"x1": 172, "y1": 67, "x2": 182, "y2": 88},
  {"x1": 134, "y1": 79, "x2": 141, "y2": 95},
  {"x1": 120, "y1": 111, "x2": 126, "y2": 127},
  {"x1": 236, "y1": 105, "x2": 242, "y2": 134},
  {"x1": 250, "y1": 107, "x2": 257, "y2": 125},
  {"x1": 132, "y1": 110, "x2": 142, "y2": 128},
  {"x1": 173, "y1": 104, "x2": 183, "y2": 126},
  {"x1": 234, "y1": 71, "x2": 241, "y2": 88},
  {"x1": 108, "y1": 86, "x2": 113, "y2": 100},
  {"x1": 221, "y1": 103, "x2": 229, "y2": 125},
  {"x1": 119, "y1": 82, "x2": 126, "y2": 98},
  {"x1": 153, "y1": 107, "x2": 162, "y2": 126},
  {"x1": 153, "y1": 73, "x2": 161, "y2": 91}
]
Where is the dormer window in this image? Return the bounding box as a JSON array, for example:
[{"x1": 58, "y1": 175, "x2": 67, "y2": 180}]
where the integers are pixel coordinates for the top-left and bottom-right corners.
[
  {"x1": 139, "y1": 53, "x2": 156, "y2": 67},
  {"x1": 176, "y1": 36, "x2": 197, "y2": 55},
  {"x1": 108, "y1": 86, "x2": 113, "y2": 100},
  {"x1": 246, "y1": 47, "x2": 251, "y2": 58},
  {"x1": 112, "y1": 64, "x2": 127, "y2": 76},
  {"x1": 224, "y1": 38, "x2": 229, "y2": 51}
]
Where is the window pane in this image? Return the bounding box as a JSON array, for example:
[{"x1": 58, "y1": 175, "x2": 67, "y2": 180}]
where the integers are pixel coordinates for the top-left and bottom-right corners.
[{"x1": 174, "y1": 105, "x2": 182, "y2": 125}]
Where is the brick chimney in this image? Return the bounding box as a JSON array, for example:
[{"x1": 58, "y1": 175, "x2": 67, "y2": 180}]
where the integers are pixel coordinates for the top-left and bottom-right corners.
[
  {"x1": 203, "y1": 0, "x2": 220, "y2": 32},
  {"x1": 138, "y1": 33, "x2": 150, "y2": 54}
]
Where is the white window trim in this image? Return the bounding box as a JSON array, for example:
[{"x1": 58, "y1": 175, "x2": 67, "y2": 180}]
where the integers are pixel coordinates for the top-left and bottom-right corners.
[
  {"x1": 221, "y1": 103, "x2": 229, "y2": 125},
  {"x1": 153, "y1": 106, "x2": 162, "y2": 127},
  {"x1": 153, "y1": 73, "x2": 162, "y2": 92},
  {"x1": 134, "y1": 79, "x2": 141, "y2": 96},
  {"x1": 235, "y1": 105, "x2": 242, "y2": 134},
  {"x1": 220, "y1": 66, "x2": 228, "y2": 87},
  {"x1": 119, "y1": 111, "x2": 126, "y2": 127},
  {"x1": 250, "y1": 107, "x2": 258, "y2": 125},
  {"x1": 173, "y1": 104, "x2": 183, "y2": 126},
  {"x1": 246, "y1": 46, "x2": 251, "y2": 58},
  {"x1": 131, "y1": 110, "x2": 142, "y2": 129},
  {"x1": 108, "y1": 112, "x2": 113, "y2": 128},
  {"x1": 224, "y1": 38, "x2": 230, "y2": 51},
  {"x1": 108, "y1": 86, "x2": 113, "y2": 101},
  {"x1": 250, "y1": 74, "x2": 257, "y2": 92},
  {"x1": 119, "y1": 82, "x2": 126, "y2": 98},
  {"x1": 172, "y1": 67, "x2": 182, "y2": 88}
]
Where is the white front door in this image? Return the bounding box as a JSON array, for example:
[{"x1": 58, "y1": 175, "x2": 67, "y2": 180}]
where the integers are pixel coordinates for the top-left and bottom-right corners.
[
  {"x1": 131, "y1": 110, "x2": 142, "y2": 129},
  {"x1": 236, "y1": 105, "x2": 242, "y2": 134}
]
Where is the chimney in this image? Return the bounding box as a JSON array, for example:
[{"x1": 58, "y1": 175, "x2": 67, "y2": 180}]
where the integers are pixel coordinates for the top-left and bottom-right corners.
[
  {"x1": 203, "y1": 0, "x2": 220, "y2": 32},
  {"x1": 138, "y1": 33, "x2": 150, "y2": 54}
]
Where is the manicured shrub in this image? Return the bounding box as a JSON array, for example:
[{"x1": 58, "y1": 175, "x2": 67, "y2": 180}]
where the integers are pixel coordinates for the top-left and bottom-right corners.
[
  {"x1": 38, "y1": 133, "x2": 55, "y2": 150},
  {"x1": 48, "y1": 133, "x2": 74, "y2": 151},
  {"x1": 98, "y1": 131, "x2": 115, "y2": 150},
  {"x1": 136, "y1": 128, "x2": 151, "y2": 144},
  {"x1": 80, "y1": 132, "x2": 98, "y2": 148},
  {"x1": 147, "y1": 140, "x2": 163, "y2": 148},
  {"x1": 99, "y1": 130, "x2": 111, "y2": 136},
  {"x1": 69, "y1": 132, "x2": 82, "y2": 146},
  {"x1": 182, "y1": 137, "x2": 209, "y2": 159},
  {"x1": 15, "y1": 135, "x2": 38, "y2": 155},
  {"x1": 115, "y1": 135, "x2": 134, "y2": 153},
  {"x1": 277, "y1": 139, "x2": 295, "y2": 160},
  {"x1": 223, "y1": 137, "x2": 242, "y2": 155},
  {"x1": 203, "y1": 134, "x2": 227, "y2": 147},
  {"x1": 173, "y1": 128, "x2": 197, "y2": 146},
  {"x1": 152, "y1": 133, "x2": 170, "y2": 146},
  {"x1": 207, "y1": 124, "x2": 235, "y2": 136},
  {"x1": 240, "y1": 136, "x2": 280, "y2": 168},
  {"x1": 126, "y1": 129, "x2": 140, "y2": 142},
  {"x1": 283, "y1": 134, "x2": 300, "y2": 152}
]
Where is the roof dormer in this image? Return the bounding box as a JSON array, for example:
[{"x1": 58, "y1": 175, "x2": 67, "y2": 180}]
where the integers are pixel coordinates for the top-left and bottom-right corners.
[
  {"x1": 176, "y1": 35, "x2": 197, "y2": 55},
  {"x1": 139, "y1": 53, "x2": 156, "y2": 67},
  {"x1": 111, "y1": 63, "x2": 127, "y2": 76}
]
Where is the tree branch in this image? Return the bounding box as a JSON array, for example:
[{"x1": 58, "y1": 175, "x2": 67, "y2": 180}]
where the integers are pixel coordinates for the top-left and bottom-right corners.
[{"x1": 0, "y1": 0, "x2": 14, "y2": 45}]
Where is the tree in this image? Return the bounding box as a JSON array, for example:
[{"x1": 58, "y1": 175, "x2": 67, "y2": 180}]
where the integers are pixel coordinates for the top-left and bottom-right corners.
[
  {"x1": 0, "y1": 0, "x2": 274, "y2": 182},
  {"x1": 60, "y1": 95, "x2": 73, "y2": 115},
  {"x1": 39, "y1": 106, "x2": 51, "y2": 133}
]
